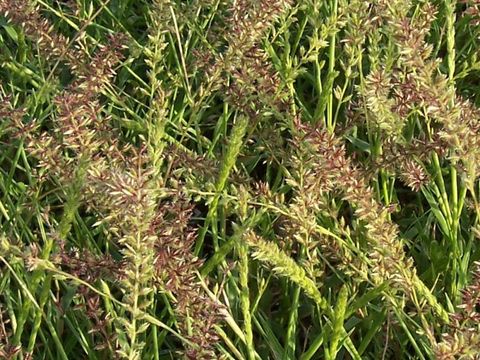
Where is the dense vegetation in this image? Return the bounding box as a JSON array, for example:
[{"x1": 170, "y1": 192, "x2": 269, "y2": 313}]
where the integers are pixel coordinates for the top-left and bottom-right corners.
[{"x1": 2, "y1": 0, "x2": 480, "y2": 358}]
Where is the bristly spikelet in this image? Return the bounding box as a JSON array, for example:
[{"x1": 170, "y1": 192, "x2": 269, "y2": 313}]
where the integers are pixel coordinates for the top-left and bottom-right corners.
[
  {"x1": 361, "y1": 68, "x2": 403, "y2": 137},
  {"x1": 292, "y1": 118, "x2": 448, "y2": 321},
  {"x1": 356, "y1": 0, "x2": 480, "y2": 190},
  {"x1": 357, "y1": 1, "x2": 436, "y2": 138},
  {"x1": 398, "y1": 159, "x2": 429, "y2": 192},
  {"x1": 7, "y1": 33, "x2": 126, "y2": 188},
  {"x1": 5, "y1": 0, "x2": 480, "y2": 357},
  {"x1": 227, "y1": 0, "x2": 293, "y2": 116},
  {"x1": 86, "y1": 147, "x2": 161, "y2": 359},
  {"x1": 196, "y1": 0, "x2": 292, "y2": 117},
  {"x1": 346, "y1": 0, "x2": 480, "y2": 223},
  {"x1": 0, "y1": 0, "x2": 85, "y2": 70},
  {"x1": 2, "y1": 28, "x2": 145, "y2": 356},
  {"x1": 81, "y1": 134, "x2": 223, "y2": 358},
  {"x1": 152, "y1": 200, "x2": 223, "y2": 359},
  {"x1": 340, "y1": 0, "x2": 377, "y2": 78},
  {"x1": 434, "y1": 262, "x2": 480, "y2": 358},
  {"x1": 144, "y1": 0, "x2": 171, "y2": 175},
  {"x1": 372, "y1": 136, "x2": 446, "y2": 192},
  {"x1": 53, "y1": 242, "x2": 120, "y2": 352},
  {"x1": 2, "y1": 2, "x2": 225, "y2": 357},
  {"x1": 245, "y1": 231, "x2": 329, "y2": 311}
]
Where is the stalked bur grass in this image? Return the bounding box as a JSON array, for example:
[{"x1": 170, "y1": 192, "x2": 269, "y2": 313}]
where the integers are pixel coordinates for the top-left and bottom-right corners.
[
  {"x1": 326, "y1": 285, "x2": 348, "y2": 360},
  {"x1": 245, "y1": 231, "x2": 329, "y2": 311},
  {"x1": 3, "y1": 0, "x2": 480, "y2": 359},
  {"x1": 245, "y1": 232, "x2": 363, "y2": 359},
  {"x1": 195, "y1": 114, "x2": 249, "y2": 254},
  {"x1": 238, "y1": 238, "x2": 255, "y2": 360}
]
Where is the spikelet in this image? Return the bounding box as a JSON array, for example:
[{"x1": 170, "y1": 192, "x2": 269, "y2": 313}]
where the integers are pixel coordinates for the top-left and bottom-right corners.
[
  {"x1": 434, "y1": 262, "x2": 480, "y2": 358},
  {"x1": 196, "y1": 0, "x2": 292, "y2": 116},
  {"x1": 0, "y1": 0, "x2": 85, "y2": 70},
  {"x1": 245, "y1": 231, "x2": 329, "y2": 311},
  {"x1": 292, "y1": 118, "x2": 448, "y2": 321}
]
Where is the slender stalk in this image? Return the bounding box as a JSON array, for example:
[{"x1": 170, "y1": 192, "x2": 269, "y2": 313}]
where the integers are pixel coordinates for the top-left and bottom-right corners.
[
  {"x1": 239, "y1": 241, "x2": 255, "y2": 360},
  {"x1": 327, "y1": 0, "x2": 338, "y2": 132}
]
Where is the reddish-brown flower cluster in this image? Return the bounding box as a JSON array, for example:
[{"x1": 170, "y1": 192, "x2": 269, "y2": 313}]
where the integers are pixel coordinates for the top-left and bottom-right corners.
[
  {"x1": 153, "y1": 201, "x2": 223, "y2": 359},
  {"x1": 290, "y1": 117, "x2": 426, "y2": 302},
  {"x1": 435, "y1": 262, "x2": 480, "y2": 359},
  {"x1": 1, "y1": 2, "x2": 223, "y2": 357},
  {"x1": 53, "y1": 242, "x2": 121, "y2": 352},
  {"x1": 6, "y1": 32, "x2": 126, "y2": 186},
  {"x1": 0, "y1": 0, "x2": 85, "y2": 69},
  {"x1": 195, "y1": 0, "x2": 292, "y2": 117}
]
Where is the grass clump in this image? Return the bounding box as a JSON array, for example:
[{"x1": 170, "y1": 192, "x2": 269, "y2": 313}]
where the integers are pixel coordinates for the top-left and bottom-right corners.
[{"x1": 2, "y1": 0, "x2": 480, "y2": 359}]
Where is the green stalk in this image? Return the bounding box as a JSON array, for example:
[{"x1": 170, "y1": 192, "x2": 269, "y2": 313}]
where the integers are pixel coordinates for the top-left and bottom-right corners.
[
  {"x1": 283, "y1": 286, "x2": 300, "y2": 360},
  {"x1": 195, "y1": 115, "x2": 249, "y2": 255},
  {"x1": 445, "y1": 0, "x2": 464, "y2": 301},
  {"x1": 239, "y1": 241, "x2": 255, "y2": 360},
  {"x1": 326, "y1": 0, "x2": 338, "y2": 132},
  {"x1": 327, "y1": 285, "x2": 348, "y2": 360}
]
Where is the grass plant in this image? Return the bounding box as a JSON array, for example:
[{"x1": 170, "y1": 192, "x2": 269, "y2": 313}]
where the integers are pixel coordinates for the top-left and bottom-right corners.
[{"x1": 2, "y1": 0, "x2": 480, "y2": 359}]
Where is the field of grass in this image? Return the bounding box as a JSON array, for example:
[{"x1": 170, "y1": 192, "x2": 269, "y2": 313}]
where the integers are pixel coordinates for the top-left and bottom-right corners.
[{"x1": 2, "y1": 0, "x2": 480, "y2": 359}]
